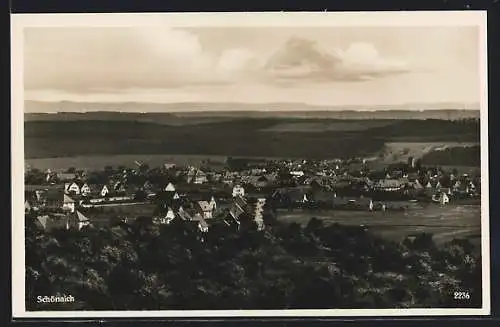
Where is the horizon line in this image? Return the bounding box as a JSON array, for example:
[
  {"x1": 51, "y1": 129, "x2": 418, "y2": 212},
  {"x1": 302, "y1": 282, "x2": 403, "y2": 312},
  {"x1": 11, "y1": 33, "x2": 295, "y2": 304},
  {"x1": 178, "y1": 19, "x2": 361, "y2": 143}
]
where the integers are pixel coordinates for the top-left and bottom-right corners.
[{"x1": 24, "y1": 109, "x2": 481, "y2": 114}]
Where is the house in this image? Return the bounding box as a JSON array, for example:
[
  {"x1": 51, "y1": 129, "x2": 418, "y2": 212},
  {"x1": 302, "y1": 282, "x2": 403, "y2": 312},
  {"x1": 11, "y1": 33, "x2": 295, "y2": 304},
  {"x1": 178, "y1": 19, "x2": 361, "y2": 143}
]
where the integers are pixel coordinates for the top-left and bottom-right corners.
[
  {"x1": 164, "y1": 163, "x2": 176, "y2": 170},
  {"x1": 227, "y1": 196, "x2": 248, "y2": 226},
  {"x1": 65, "y1": 182, "x2": 81, "y2": 195},
  {"x1": 245, "y1": 174, "x2": 276, "y2": 189},
  {"x1": 32, "y1": 189, "x2": 47, "y2": 202},
  {"x1": 80, "y1": 183, "x2": 91, "y2": 196},
  {"x1": 113, "y1": 181, "x2": 127, "y2": 193},
  {"x1": 198, "y1": 218, "x2": 209, "y2": 233},
  {"x1": 177, "y1": 206, "x2": 192, "y2": 221},
  {"x1": 435, "y1": 192, "x2": 450, "y2": 205},
  {"x1": 68, "y1": 211, "x2": 92, "y2": 230},
  {"x1": 469, "y1": 181, "x2": 477, "y2": 192},
  {"x1": 34, "y1": 215, "x2": 50, "y2": 230},
  {"x1": 288, "y1": 189, "x2": 309, "y2": 204},
  {"x1": 290, "y1": 170, "x2": 305, "y2": 178},
  {"x1": 25, "y1": 199, "x2": 32, "y2": 213},
  {"x1": 410, "y1": 179, "x2": 424, "y2": 190},
  {"x1": 198, "y1": 201, "x2": 215, "y2": 219},
  {"x1": 157, "y1": 207, "x2": 176, "y2": 224},
  {"x1": 100, "y1": 185, "x2": 110, "y2": 197},
  {"x1": 373, "y1": 179, "x2": 405, "y2": 192},
  {"x1": 232, "y1": 185, "x2": 245, "y2": 197},
  {"x1": 63, "y1": 194, "x2": 76, "y2": 213},
  {"x1": 209, "y1": 196, "x2": 217, "y2": 210},
  {"x1": 164, "y1": 182, "x2": 176, "y2": 192},
  {"x1": 35, "y1": 214, "x2": 68, "y2": 231},
  {"x1": 25, "y1": 190, "x2": 40, "y2": 211},
  {"x1": 187, "y1": 168, "x2": 208, "y2": 184},
  {"x1": 166, "y1": 207, "x2": 177, "y2": 223},
  {"x1": 432, "y1": 192, "x2": 450, "y2": 205},
  {"x1": 185, "y1": 210, "x2": 210, "y2": 233},
  {"x1": 159, "y1": 190, "x2": 181, "y2": 205}
]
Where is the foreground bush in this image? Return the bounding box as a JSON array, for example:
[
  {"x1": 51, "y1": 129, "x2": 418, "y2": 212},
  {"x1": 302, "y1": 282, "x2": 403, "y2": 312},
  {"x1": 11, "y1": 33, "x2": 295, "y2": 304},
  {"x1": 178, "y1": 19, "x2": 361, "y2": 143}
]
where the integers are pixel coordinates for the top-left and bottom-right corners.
[{"x1": 25, "y1": 215, "x2": 482, "y2": 310}]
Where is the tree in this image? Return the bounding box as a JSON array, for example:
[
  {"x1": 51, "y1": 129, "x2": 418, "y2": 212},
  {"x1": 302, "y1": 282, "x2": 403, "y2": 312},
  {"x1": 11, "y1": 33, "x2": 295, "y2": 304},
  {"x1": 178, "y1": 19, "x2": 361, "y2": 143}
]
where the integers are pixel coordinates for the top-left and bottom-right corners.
[
  {"x1": 134, "y1": 190, "x2": 147, "y2": 202},
  {"x1": 25, "y1": 209, "x2": 482, "y2": 310},
  {"x1": 104, "y1": 166, "x2": 114, "y2": 175},
  {"x1": 305, "y1": 217, "x2": 324, "y2": 235}
]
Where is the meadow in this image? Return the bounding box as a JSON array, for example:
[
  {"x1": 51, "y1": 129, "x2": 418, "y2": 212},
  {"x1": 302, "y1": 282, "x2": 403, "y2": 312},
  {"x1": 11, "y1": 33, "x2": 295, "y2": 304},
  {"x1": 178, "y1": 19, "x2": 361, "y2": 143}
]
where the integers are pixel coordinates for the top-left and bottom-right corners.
[
  {"x1": 378, "y1": 142, "x2": 479, "y2": 163},
  {"x1": 277, "y1": 204, "x2": 481, "y2": 247}
]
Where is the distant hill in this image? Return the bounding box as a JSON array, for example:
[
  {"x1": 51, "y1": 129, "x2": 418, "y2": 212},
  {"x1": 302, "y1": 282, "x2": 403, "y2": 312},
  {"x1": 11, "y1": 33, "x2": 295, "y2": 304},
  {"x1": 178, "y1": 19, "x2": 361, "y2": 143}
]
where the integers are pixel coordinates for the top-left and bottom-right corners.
[
  {"x1": 24, "y1": 117, "x2": 479, "y2": 159},
  {"x1": 24, "y1": 100, "x2": 480, "y2": 121}
]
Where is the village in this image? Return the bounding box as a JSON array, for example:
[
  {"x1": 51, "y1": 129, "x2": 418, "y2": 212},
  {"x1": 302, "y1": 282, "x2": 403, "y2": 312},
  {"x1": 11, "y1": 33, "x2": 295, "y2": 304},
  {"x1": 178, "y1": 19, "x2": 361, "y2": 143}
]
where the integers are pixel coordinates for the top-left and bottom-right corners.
[{"x1": 24, "y1": 156, "x2": 481, "y2": 236}]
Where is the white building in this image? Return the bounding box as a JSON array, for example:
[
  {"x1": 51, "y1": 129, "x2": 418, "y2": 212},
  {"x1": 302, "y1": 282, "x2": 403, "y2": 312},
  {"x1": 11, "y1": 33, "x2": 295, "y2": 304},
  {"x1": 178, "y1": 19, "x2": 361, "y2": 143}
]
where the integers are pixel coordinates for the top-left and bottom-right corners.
[
  {"x1": 232, "y1": 185, "x2": 245, "y2": 197},
  {"x1": 62, "y1": 194, "x2": 75, "y2": 213},
  {"x1": 65, "y1": 182, "x2": 81, "y2": 195},
  {"x1": 290, "y1": 171, "x2": 305, "y2": 177},
  {"x1": 100, "y1": 185, "x2": 110, "y2": 197},
  {"x1": 80, "y1": 183, "x2": 91, "y2": 196},
  {"x1": 165, "y1": 182, "x2": 176, "y2": 192}
]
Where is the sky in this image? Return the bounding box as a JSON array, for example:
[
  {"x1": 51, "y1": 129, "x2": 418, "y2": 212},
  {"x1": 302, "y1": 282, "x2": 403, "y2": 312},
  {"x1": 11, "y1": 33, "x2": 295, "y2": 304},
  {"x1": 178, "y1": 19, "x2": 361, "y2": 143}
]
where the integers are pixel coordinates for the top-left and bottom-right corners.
[{"x1": 23, "y1": 25, "x2": 482, "y2": 109}]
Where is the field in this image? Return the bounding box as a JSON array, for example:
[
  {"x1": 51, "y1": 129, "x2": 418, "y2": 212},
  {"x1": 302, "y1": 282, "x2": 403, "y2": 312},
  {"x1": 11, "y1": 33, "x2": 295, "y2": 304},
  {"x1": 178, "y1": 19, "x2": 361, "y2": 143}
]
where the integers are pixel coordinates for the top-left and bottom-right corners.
[
  {"x1": 80, "y1": 203, "x2": 157, "y2": 227},
  {"x1": 277, "y1": 204, "x2": 481, "y2": 246},
  {"x1": 24, "y1": 116, "x2": 480, "y2": 161},
  {"x1": 261, "y1": 120, "x2": 395, "y2": 132},
  {"x1": 378, "y1": 142, "x2": 479, "y2": 162},
  {"x1": 420, "y1": 145, "x2": 481, "y2": 166}
]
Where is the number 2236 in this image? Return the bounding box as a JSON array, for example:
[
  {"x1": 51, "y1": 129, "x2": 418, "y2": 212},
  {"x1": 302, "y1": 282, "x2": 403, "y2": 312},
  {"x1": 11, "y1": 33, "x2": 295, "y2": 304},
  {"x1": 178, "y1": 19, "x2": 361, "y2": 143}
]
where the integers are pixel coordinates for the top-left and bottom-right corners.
[{"x1": 454, "y1": 291, "x2": 470, "y2": 300}]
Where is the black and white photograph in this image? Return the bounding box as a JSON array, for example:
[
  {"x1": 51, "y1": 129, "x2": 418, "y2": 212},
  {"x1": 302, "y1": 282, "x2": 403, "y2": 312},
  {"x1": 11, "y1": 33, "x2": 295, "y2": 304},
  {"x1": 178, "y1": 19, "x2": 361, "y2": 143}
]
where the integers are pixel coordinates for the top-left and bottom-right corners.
[{"x1": 11, "y1": 11, "x2": 490, "y2": 318}]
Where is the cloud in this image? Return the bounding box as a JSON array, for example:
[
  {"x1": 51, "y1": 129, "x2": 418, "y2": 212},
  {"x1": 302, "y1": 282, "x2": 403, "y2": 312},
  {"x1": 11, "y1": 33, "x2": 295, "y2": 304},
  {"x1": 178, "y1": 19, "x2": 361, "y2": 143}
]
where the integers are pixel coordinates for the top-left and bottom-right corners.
[
  {"x1": 263, "y1": 37, "x2": 410, "y2": 84},
  {"x1": 217, "y1": 48, "x2": 258, "y2": 72},
  {"x1": 337, "y1": 42, "x2": 409, "y2": 74},
  {"x1": 24, "y1": 29, "x2": 411, "y2": 93},
  {"x1": 134, "y1": 28, "x2": 213, "y2": 77},
  {"x1": 25, "y1": 27, "x2": 261, "y2": 91},
  {"x1": 127, "y1": 28, "x2": 264, "y2": 85}
]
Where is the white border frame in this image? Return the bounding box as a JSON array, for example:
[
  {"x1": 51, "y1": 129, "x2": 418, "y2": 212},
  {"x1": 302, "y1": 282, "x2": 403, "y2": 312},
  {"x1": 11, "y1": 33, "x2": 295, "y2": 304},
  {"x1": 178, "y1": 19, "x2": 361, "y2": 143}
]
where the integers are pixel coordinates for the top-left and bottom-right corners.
[{"x1": 11, "y1": 11, "x2": 490, "y2": 318}]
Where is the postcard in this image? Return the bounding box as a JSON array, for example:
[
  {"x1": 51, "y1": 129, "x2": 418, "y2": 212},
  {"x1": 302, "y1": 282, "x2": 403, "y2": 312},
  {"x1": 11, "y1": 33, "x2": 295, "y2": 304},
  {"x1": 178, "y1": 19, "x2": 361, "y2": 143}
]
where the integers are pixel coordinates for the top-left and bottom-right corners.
[{"x1": 11, "y1": 11, "x2": 490, "y2": 318}]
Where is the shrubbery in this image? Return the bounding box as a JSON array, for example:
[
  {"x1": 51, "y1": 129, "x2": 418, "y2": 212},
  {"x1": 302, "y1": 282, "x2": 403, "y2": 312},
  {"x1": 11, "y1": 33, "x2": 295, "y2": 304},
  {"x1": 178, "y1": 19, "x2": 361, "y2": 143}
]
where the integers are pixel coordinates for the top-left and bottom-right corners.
[
  {"x1": 25, "y1": 214, "x2": 482, "y2": 310},
  {"x1": 421, "y1": 146, "x2": 480, "y2": 166}
]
